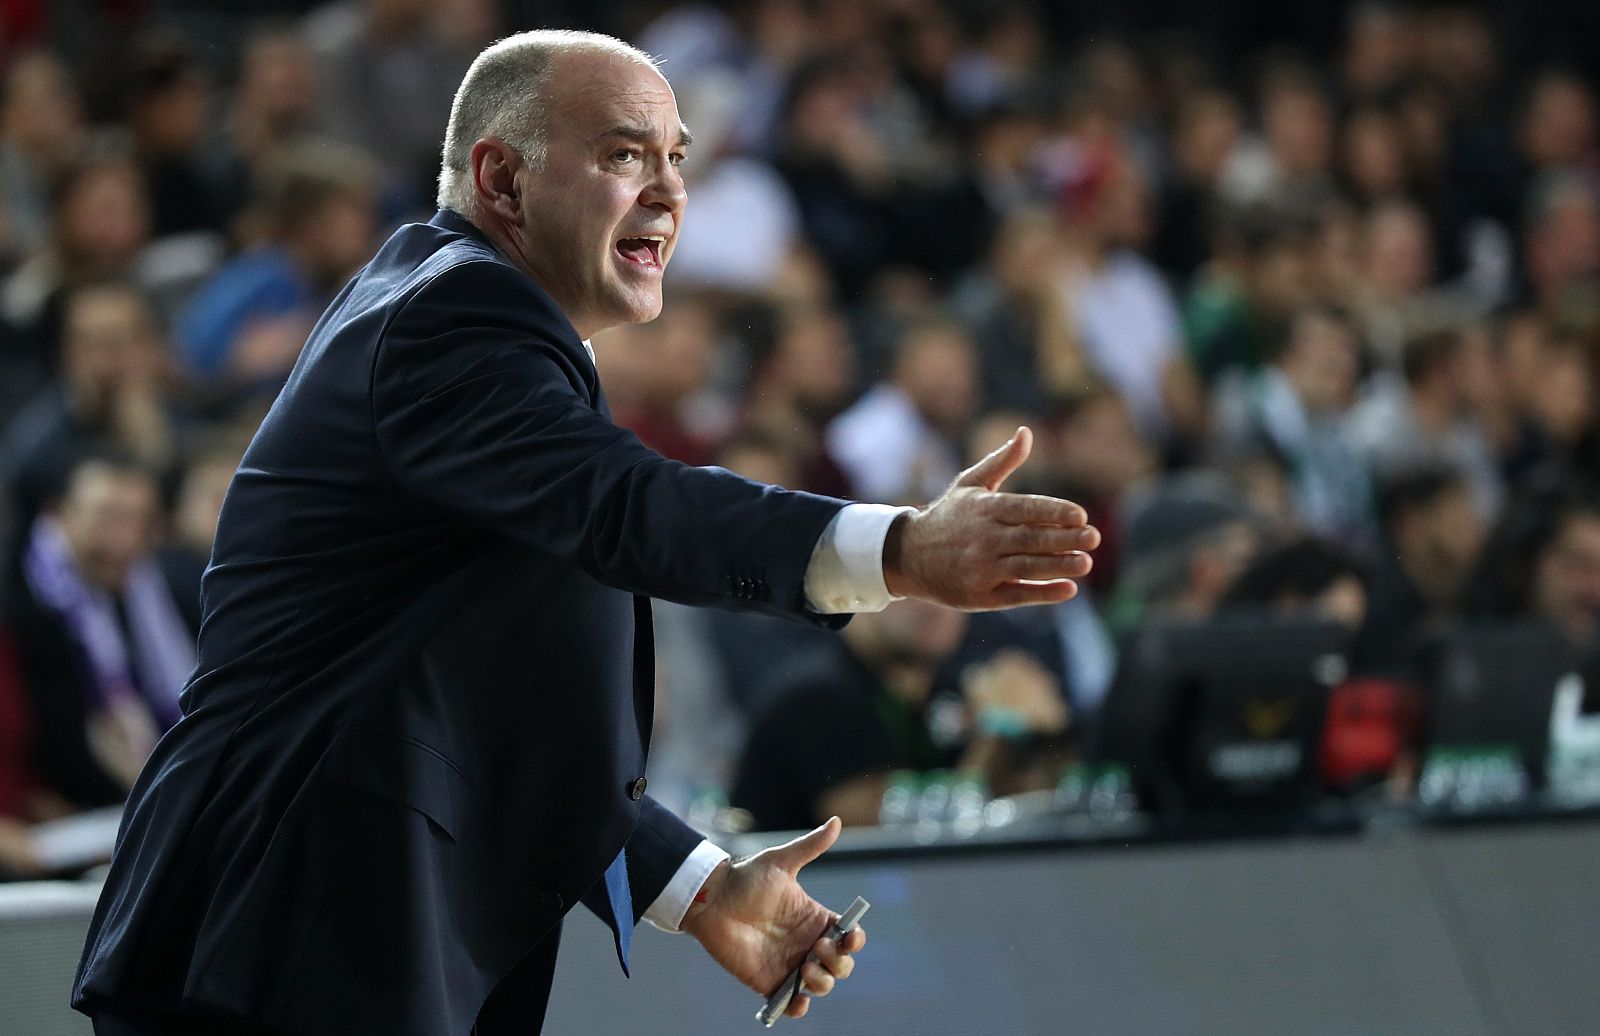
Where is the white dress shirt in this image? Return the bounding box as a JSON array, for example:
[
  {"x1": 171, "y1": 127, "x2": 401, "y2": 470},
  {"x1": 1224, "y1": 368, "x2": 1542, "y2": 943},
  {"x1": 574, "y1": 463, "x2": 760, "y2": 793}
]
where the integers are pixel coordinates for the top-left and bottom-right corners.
[{"x1": 579, "y1": 342, "x2": 912, "y2": 931}]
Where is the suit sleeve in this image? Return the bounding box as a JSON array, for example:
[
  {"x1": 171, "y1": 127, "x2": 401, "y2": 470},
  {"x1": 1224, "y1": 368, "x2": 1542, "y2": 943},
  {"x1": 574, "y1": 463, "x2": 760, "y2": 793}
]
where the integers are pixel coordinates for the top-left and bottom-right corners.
[
  {"x1": 623, "y1": 796, "x2": 710, "y2": 926},
  {"x1": 371, "y1": 259, "x2": 849, "y2": 624},
  {"x1": 576, "y1": 796, "x2": 707, "y2": 930}
]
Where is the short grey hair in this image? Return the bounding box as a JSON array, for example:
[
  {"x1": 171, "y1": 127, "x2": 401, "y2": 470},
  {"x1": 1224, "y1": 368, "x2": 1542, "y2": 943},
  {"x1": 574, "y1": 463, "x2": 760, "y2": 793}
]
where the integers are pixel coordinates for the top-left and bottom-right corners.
[{"x1": 436, "y1": 29, "x2": 658, "y2": 213}]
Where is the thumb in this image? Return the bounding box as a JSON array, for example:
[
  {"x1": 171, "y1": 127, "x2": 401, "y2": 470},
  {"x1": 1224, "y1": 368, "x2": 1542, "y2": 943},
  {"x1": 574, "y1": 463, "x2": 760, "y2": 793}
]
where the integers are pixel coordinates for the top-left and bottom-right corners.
[
  {"x1": 766, "y1": 816, "x2": 842, "y2": 876},
  {"x1": 955, "y1": 426, "x2": 1032, "y2": 492}
]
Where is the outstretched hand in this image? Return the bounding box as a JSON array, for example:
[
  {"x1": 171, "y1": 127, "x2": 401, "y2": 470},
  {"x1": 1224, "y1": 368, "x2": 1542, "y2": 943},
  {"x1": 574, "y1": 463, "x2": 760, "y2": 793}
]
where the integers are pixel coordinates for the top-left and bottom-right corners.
[
  {"x1": 681, "y1": 818, "x2": 867, "y2": 1020},
  {"x1": 883, "y1": 426, "x2": 1100, "y2": 610}
]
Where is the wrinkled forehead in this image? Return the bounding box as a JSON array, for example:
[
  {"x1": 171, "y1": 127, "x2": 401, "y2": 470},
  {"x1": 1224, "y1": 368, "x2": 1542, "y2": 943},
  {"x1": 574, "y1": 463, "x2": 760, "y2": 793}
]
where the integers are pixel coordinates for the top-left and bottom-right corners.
[{"x1": 548, "y1": 51, "x2": 686, "y2": 143}]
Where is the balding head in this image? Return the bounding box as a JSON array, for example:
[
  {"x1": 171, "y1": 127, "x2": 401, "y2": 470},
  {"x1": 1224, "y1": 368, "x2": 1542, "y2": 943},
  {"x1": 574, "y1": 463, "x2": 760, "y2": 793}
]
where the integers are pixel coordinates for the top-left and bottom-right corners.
[
  {"x1": 435, "y1": 30, "x2": 692, "y2": 340},
  {"x1": 436, "y1": 29, "x2": 658, "y2": 213}
]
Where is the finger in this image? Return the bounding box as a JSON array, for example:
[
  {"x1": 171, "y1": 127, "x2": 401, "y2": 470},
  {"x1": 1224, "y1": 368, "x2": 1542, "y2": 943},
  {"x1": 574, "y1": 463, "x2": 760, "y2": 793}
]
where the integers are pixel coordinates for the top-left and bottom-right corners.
[
  {"x1": 786, "y1": 992, "x2": 811, "y2": 1019},
  {"x1": 981, "y1": 579, "x2": 1079, "y2": 610},
  {"x1": 812, "y1": 936, "x2": 856, "y2": 981},
  {"x1": 764, "y1": 815, "x2": 841, "y2": 876},
  {"x1": 1001, "y1": 551, "x2": 1093, "y2": 581},
  {"x1": 989, "y1": 493, "x2": 1089, "y2": 528},
  {"x1": 955, "y1": 426, "x2": 1032, "y2": 491},
  {"x1": 801, "y1": 960, "x2": 835, "y2": 997},
  {"x1": 841, "y1": 926, "x2": 866, "y2": 953},
  {"x1": 1001, "y1": 524, "x2": 1101, "y2": 555}
]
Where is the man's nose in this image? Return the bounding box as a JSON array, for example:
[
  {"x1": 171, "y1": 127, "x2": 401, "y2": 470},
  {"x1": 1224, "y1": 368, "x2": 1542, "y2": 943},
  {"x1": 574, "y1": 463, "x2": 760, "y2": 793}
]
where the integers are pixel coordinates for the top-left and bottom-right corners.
[{"x1": 641, "y1": 158, "x2": 686, "y2": 213}]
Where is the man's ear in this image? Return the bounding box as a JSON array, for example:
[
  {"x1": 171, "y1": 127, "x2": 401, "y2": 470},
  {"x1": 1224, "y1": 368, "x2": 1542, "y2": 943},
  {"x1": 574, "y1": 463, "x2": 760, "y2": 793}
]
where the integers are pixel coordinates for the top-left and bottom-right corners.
[{"x1": 470, "y1": 137, "x2": 523, "y2": 223}]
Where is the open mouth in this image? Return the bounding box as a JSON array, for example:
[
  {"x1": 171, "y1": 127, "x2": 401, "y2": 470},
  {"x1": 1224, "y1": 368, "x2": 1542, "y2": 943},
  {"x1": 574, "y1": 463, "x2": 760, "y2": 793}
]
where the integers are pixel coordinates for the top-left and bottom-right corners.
[{"x1": 615, "y1": 236, "x2": 665, "y2": 270}]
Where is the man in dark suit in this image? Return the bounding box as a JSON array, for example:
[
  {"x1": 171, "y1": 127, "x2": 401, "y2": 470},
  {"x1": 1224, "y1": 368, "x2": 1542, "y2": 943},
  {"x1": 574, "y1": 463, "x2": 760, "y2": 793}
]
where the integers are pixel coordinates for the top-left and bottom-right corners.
[{"x1": 73, "y1": 30, "x2": 1099, "y2": 1036}]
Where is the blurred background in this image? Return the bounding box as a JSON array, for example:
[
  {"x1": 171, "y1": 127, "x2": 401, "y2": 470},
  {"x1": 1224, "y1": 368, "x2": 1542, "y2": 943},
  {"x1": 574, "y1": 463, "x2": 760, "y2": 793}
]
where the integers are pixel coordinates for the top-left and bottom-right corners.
[{"x1": 1, "y1": 0, "x2": 1599, "y2": 1033}]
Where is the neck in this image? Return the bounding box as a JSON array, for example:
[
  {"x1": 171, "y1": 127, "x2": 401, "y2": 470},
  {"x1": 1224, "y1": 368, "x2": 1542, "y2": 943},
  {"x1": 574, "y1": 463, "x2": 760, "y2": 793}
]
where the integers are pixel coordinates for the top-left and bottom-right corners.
[
  {"x1": 462, "y1": 207, "x2": 530, "y2": 277},
  {"x1": 462, "y1": 207, "x2": 600, "y2": 340}
]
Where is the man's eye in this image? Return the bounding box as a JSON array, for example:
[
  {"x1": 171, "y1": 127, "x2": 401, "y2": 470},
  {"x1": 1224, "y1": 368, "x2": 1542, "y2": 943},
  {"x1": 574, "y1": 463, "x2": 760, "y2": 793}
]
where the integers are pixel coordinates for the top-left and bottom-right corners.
[
  {"x1": 668, "y1": 153, "x2": 686, "y2": 167},
  {"x1": 613, "y1": 150, "x2": 637, "y2": 164}
]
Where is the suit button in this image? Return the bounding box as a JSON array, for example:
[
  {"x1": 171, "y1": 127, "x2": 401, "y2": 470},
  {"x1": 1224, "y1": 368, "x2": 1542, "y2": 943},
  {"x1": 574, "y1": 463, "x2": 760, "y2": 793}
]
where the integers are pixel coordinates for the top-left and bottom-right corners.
[{"x1": 629, "y1": 777, "x2": 648, "y2": 800}]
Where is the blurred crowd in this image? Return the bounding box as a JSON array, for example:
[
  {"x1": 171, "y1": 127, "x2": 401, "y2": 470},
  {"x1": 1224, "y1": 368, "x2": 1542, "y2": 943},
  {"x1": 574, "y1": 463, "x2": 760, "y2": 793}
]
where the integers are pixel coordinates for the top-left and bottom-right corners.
[{"x1": 2, "y1": 0, "x2": 1600, "y2": 874}]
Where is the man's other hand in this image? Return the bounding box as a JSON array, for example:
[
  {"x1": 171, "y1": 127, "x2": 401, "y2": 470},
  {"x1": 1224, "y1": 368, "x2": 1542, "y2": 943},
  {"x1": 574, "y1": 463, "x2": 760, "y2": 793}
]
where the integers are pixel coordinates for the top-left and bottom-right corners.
[
  {"x1": 681, "y1": 818, "x2": 866, "y2": 1020},
  {"x1": 883, "y1": 426, "x2": 1100, "y2": 610}
]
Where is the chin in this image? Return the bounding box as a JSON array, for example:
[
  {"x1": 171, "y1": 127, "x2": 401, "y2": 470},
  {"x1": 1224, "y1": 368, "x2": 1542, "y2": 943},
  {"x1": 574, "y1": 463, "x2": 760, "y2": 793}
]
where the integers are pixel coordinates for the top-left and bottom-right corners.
[{"x1": 618, "y1": 296, "x2": 665, "y2": 325}]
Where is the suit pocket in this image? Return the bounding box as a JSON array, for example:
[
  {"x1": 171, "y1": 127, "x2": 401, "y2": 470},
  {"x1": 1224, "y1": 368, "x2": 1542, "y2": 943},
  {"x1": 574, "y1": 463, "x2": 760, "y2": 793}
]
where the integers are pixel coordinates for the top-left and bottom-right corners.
[{"x1": 317, "y1": 721, "x2": 472, "y2": 843}]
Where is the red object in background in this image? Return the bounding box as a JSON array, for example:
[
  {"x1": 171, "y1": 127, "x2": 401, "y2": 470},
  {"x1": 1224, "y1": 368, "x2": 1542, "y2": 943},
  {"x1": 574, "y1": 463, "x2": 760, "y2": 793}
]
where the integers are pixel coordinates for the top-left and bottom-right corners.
[
  {"x1": 0, "y1": 628, "x2": 38, "y2": 819},
  {"x1": 1052, "y1": 138, "x2": 1122, "y2": 223},
  {"x1": 613, "y1": 405, "x2": 718, "y2": 469},
  {"x1": 1319, "y1": 675, "x2": 1422, "y2": 790},
  {"x1": 1077, "y1": 495, "x2": 1122, "y2": 595},
  {"x1": 0, "y1": 0, "x2": 46, "y2": 54},
  {"x1": 1, "y1": 0, "x2": 149, "y2": 63}
]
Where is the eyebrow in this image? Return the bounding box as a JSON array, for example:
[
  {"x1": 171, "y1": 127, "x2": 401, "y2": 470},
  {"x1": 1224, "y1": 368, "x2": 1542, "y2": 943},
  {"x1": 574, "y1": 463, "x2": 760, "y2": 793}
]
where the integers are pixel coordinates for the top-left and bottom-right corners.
[{"x1": 599, "y1": 123, "x2": 694, "y2": 149}]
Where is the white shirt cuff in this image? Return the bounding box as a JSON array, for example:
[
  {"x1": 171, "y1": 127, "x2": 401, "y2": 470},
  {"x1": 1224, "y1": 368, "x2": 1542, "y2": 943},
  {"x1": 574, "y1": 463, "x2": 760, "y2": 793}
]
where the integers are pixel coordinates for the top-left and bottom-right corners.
[
  {"x1": 643, "y1": 838, "x2": 731, "y2": 933},
  {"x1": 803, "y1": 503, "x2": 915, "y2": 614}
]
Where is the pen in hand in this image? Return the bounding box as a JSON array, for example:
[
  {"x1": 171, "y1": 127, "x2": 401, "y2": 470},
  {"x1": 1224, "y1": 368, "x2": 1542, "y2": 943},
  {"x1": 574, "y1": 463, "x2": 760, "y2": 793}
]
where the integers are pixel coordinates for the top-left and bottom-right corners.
[{"x1": 756, "y1": 896, "x2": 870, "y2": 1027}]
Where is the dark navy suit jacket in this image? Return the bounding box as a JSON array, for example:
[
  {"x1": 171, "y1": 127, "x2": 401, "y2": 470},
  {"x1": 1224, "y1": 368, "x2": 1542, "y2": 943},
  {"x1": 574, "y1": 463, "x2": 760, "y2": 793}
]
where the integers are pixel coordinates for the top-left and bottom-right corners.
[{"x1": 72, "y1": 210, "x2": 849, "y2": 1035}]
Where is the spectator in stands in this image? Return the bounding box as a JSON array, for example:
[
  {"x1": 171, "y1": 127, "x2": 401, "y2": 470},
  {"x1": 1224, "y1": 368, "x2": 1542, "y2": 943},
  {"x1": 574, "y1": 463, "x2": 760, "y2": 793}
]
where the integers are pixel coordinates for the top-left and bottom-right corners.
[
  {"x1": 662, "y1": 75, "x2": 805, "y2": 293},
  {"x1": 1468, "y1": 481, "x2": 1600, "y2": 650},
  {"x1": 0, "y1": 51, "x2": 91, "y2": 422},
  {"x1": 1213, "y1": 303, "x2": 1374, "y2": 550},
  {"x1": 3, "y1": 278, "x2": 177, "y2": 532},
  {"x1": 827, "y1": 315, "x2": 977, "y2": 501},
  {"x1": 1153, "y1": 89, "x2": 1242, "y2": 283},
  {"x1": 731, "y1": 597, "x2": 1069, "y2": 830},
  {"x1": 1111, "y1": 471, "x2": 1265, "y2": 631},
  {"x1": 1221, "y1": 65, "x2": 1337, "y2": 222},
  {"x1": 1504, "y1": 319, "x2": 1597, "y2": 476},
  {"x1": 1, "y1": 140, "x2": 152, "y2": 348},
  {"x1": 700, "y1": 433, "x2": 838, "y2": 719},
  {"x1": 1306, "y1": 196, "x2": 1367, "y2": 305},
  {"x1": 1357, "y1": 467, "x2": 1486, "y2": 674},
  {"x1": 772, "y1": 54, "x2": 898, "y2": 298},
  {"x1": 1352, "y1": 198, "x2": 1450, "y2": 366},
  {"x1": 1348, "y1": 326, "x2": 1504, "y2": 518},
  {"x1": 209, "y1": 22, "x2": 321, "y2": 223},
  {"x1": 1058, "y1": 151, "x2": 1207, "y2": 451},
  {"x1": 305, "y1": 0, "x2": 472, "y2": 210},
  {"x1": 123, "y1": 31, "x2": 226, "y2": 239},
  {"x1": 1520, "y1": 171, "x2": 1600, "y2": 319},
  {"x1": 1339, "y1": 2, "x2": 1418, "y2": 103},
  {"x1": 951, "y1": 206, "x2": 1092, "y2": 414},
  {"x1": 1339, "y1": 103, "x2": 1413, "y2": 209},
  {"x1": 594, "y1": 293, "x2": 725, "y2": 467},
  {"x1": 1183, "y1": 205, "x2": 1315, "y2": 384},
  {"x1": 717, "y1": 430, "x2": 802, "y2": 495},
  {"x1": 1490, "y1": 310, "x2": 1596, "y2": 481},
  {"x1": 1516, "y1": 69, "x2": 1598, "y2": 183},
  {"x1": 1221, "y1": 536, "x2": 1368, "y2": 631},
  {"x1": 944, "y1": 2, "x2": 1047, "y2": 115},
  {"x1": 176, "y1": 141, "x2": 379, "y2": 395},
  {"x1": 962, "y1": 99, "x2": 1049, "y2": 221},
  {"x1": 739, "y1": 302, "x2": 855, "y2": 497},
  {"x1": 4, "y1": 454, "x2": 191, "y2": 805},
  {"x1": 0, "y1": 48, "x2": 86, "y2": 269},
  {"x1": 1046, "y1": 384, "x2": 1156, "y2": 595}
]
